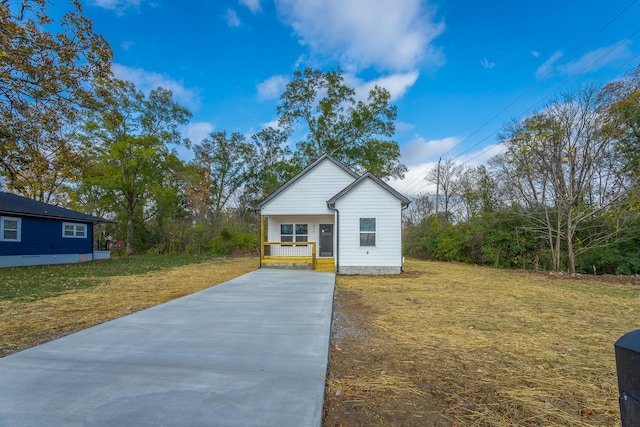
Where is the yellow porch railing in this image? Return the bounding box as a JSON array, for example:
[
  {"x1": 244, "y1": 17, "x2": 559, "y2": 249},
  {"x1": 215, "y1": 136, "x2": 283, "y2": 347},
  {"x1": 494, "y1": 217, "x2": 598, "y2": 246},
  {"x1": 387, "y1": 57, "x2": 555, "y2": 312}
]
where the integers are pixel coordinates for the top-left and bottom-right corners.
[{"x1": 261, "y1": 241, "x2": 317, "y2": 267}]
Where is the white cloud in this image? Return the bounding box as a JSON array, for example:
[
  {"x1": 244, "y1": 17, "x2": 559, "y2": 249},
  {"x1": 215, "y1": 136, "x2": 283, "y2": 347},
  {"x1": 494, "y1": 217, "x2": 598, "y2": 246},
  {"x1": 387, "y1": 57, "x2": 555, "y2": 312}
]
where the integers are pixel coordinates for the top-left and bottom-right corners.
[
  {"x1": 389, "y1": 160, "x2": 436, "y2": 195},
  {"x1": 121, "y1": 40, "x2": 133, "y2": 50},
  {"x1": 557, "y1": 41, "x2": 632, "y2": 76},
  {"x1": 226, "y1": 8, "x2": 241, "y2": 27},
  {"x1": 257, "y1": 75, "x2": 289, "y2": 100},
  {"x1": 183, "y1": 122, "x2": 214, "y2": 146},
  {"x1": 240, "y1": 0, "x2": 261, "y2": 13},
  {"x1": 401, "y1": 136, "x2": 460, "y2": 166},
  {"x1": 395, "y1": 121, "x2": 415, "y2": 133},
  {"x1": 531, "y1": 50, "x2": 541, "y2": 58},
  {"x1": 535, "y1": 41, "x2": 631, "y2": 79},
  {"x1": 112, "y1": 63, "x2": 202, "y2": 110},
  {"x1": 92, "y1": 0, "x2": 141, "y2": 14},
  {"x1": 346, "y1": 71, "x2": 420, "y2": 102},
  {"x1": 265, "y1": 119, "x2": 282, "y2": 129},
  {"x1": 481, "y1": 58, "x2": 495, "y2": 69},
  {"x1": 535, "y1": 51, "x2": 563, "y2": 79},
  {"x1": 456, "y1": 143, "x2": 505, "y2": 166},
  {"x1": 390, "y1": 142, "x2": 506, "y2": 196},
  {"x1": 275, "y1": 0, "x2": 445, "y2": 72}
]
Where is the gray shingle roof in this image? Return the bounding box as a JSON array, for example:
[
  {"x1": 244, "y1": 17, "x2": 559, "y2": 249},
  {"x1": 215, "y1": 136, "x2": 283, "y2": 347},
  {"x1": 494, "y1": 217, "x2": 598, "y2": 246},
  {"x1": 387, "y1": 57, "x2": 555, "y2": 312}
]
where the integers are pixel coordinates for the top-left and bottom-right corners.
[{"x1": 0, "y1": 192, "x2": 111, "y2": 223}]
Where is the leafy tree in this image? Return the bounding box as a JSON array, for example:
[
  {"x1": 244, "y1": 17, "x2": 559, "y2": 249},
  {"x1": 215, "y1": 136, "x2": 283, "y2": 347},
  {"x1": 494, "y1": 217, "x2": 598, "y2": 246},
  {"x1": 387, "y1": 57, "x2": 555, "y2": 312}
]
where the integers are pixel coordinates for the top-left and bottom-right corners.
[
  {"x1": 0, "y1": 126, "x2": 88, "y2": 204},
  {"x1": 0, "y1": 0, "x2": 112, "y2": 201},
  {"x1": 276, "y1": 68, "x2": 407, "y2": 179},
  {"x1": 599, "y1": 64, "x2": 640, "y2": 180},
  {"x1": 78, "y1": 79, "x2": 191, "y2": 255},
  {"x1": 241, "y1": 126, "x2": 297, "y2": 205},
  {"x1": 188, "y1": 131, "x2": 254, "y2": 223}
]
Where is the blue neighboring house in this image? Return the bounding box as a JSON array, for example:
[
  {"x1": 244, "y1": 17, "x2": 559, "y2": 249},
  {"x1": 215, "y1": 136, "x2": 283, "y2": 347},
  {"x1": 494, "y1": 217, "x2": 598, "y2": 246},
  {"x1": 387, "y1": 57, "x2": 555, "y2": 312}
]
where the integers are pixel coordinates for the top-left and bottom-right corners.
[{"x1": 0, "y1": 192, "x2": 112, "y2": 268}]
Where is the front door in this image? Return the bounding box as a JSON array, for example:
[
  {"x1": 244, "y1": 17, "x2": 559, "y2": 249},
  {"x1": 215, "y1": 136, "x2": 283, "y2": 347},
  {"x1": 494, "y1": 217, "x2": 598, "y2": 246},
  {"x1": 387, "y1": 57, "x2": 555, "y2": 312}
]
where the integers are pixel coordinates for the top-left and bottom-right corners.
[{"x1": 319, "y1": 224, "x2": 333, "y2": 257}]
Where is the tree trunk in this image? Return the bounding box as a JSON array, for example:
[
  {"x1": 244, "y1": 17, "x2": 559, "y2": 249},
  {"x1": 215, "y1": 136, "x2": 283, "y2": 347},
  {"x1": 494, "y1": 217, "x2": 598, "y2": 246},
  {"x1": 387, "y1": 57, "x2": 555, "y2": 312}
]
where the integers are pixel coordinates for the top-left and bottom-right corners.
[
  {"x1": 126, "y1": 197, "x2": 135, "y2": 256},
  {"x1": 566, "y1": 208, "x2": 576, "y2": 274},
  {"x1": 555, "y1": 209, "x2": 562, "y2": 271},
  {"x1": 127, "y1": 216, "x2": 134, "y2": 256}
]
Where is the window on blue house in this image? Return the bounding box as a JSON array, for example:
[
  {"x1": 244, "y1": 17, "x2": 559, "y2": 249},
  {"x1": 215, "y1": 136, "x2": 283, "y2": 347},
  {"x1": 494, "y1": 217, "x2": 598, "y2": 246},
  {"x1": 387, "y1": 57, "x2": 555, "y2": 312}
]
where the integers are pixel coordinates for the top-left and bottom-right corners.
[
  {"x1": 0, "y1": 216, "x2": 21, "y2": 242},
  {"x1": 63, "y1": 222, "x2": 87, "y2": 238},
  {"x1": 360, "y1": 218, "x2": 376, "y2": 247}
]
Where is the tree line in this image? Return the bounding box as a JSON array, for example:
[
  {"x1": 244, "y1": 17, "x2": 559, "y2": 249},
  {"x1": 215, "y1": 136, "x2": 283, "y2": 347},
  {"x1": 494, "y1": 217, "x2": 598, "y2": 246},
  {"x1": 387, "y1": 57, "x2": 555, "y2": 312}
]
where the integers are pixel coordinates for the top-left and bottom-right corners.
[
  {"x1": 404, "y1": 66, "x2": 640, "y2": 274},
  {"x1": 0, "y1": 1, "x2": 405, "y2": 256},
  {"x1": 2, "y1": 2, "x2": 639, "y2": 274}
]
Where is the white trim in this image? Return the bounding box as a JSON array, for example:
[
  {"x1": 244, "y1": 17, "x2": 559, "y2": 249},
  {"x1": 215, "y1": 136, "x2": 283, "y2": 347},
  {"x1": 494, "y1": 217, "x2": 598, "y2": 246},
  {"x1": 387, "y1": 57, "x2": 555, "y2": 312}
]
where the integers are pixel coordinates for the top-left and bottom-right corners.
[
  {"x1": 62, "y1": 222, "x2": 87, "y2": 238},
  {"x1": 0, "y1": 216, "x2": 21, "y2": 242},
  {"x1": 280, "y1": 223, "x2": 309, "y2": 242},
  {"x1": 0, "y1": 253, "x2": 94, "y2": 268},
  {"x1": 359, "y1": 217, "x2": 376, "y2": 247}
]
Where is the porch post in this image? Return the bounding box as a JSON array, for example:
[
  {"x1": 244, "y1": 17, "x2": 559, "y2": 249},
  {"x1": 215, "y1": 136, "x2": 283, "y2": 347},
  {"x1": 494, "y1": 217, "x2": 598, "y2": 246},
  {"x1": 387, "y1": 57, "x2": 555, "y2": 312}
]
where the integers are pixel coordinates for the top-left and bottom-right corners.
[
  {"x1": 312, "y1": 241, "x2": 317, "y2": 270},
  {"x1": 260, "y1": 215, "x2": 265, "y2": 265}
]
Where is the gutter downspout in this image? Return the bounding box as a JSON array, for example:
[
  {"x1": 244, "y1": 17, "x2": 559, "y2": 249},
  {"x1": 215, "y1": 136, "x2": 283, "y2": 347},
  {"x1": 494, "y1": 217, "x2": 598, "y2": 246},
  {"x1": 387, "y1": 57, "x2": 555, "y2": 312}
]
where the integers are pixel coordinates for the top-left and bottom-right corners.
[
  {"x1": 327, "y1": 202, "x2": 339, "y2": 274},
  {"x1": 400, "y1": 202, "x2": 410, "y2": 273}
]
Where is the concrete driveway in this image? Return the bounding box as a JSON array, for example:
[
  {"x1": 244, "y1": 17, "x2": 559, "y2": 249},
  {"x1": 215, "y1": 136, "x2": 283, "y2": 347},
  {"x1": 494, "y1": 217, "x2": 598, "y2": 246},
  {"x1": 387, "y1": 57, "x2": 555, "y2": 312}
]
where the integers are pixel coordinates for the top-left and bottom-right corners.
[{"x1": 0, "y1": 268, "x2": 335, "y2": 427}]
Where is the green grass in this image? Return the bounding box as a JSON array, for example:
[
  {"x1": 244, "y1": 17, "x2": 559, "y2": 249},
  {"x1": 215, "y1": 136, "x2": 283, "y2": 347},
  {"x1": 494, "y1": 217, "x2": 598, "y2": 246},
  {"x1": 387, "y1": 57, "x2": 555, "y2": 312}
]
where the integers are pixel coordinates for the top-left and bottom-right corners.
[{"x1": 0, "y1": 254, "x2": 218, "y2": 302}]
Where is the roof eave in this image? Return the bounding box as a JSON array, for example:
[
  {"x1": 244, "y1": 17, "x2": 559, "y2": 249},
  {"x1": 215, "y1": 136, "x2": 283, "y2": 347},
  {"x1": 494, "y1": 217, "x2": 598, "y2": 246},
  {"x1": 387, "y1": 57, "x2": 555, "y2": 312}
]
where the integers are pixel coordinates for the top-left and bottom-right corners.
[
  {"x1": 327, "y1": 172, "x2": 410, "y2": 206},
  {"x1": 255, "y1": 154, "x2": 359, "y2": 211}
]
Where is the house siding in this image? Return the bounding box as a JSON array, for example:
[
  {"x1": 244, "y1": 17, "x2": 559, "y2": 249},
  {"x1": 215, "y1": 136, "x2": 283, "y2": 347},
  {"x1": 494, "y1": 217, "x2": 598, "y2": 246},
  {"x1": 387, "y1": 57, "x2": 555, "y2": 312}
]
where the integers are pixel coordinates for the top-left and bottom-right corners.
[
  {"x1": 266, "y1": 214, "x2": 335, "y2": 257},
  {"x1": 261, "y1": 160, "x2": 356, "y2": 215},
  {"x1": 0, "y1": 216, "x2": 93, "y2": 257},
  {"x1": 335, "y1": 179, "x2": 403, "y2": 273}
]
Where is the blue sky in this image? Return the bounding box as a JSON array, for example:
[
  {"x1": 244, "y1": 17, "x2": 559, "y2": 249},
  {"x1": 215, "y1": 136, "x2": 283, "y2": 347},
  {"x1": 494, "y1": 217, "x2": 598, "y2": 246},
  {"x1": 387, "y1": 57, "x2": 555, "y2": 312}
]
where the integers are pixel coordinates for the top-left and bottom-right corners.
[{"x1": 80, "y1": 0, "x2": 640, "y2": 195}]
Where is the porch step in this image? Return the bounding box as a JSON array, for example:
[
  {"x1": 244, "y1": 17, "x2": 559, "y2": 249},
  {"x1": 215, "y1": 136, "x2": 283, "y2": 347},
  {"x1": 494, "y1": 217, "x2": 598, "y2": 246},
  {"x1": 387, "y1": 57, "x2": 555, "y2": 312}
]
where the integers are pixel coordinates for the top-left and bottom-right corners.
[
  {"x1": 263, "y1": 263, "x2": 312, "y2": 270},
  {"x1": 315, "y1": 258, "x2": 335, "y2": 272}
]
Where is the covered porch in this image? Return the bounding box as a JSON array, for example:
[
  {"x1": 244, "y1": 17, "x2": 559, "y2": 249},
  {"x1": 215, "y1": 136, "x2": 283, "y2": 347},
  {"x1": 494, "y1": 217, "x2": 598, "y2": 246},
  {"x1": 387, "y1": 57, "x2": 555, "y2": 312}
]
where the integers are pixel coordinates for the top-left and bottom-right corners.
[{"x1": 260, "y1": 215, "x2": 335, "y2": 272}]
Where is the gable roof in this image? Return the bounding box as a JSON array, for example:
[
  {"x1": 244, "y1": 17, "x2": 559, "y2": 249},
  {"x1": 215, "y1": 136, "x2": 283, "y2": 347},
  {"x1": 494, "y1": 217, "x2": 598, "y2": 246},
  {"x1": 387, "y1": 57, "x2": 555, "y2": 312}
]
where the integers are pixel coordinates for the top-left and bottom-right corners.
[
  {"x1": 326, "y1": 172, "x2": 410, "y2": 208},
  {"x1": 255, "y1": 154, "x2": 360, "y2": 210},
  {"x1": 0, "y1": 192, "x2": 111, "y2": 223}
]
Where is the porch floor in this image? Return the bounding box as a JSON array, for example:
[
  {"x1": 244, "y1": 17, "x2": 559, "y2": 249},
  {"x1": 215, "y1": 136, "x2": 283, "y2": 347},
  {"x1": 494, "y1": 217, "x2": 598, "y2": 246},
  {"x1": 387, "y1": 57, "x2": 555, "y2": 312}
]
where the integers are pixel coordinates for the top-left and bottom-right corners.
[{"x1": 261, "y1": 257, "x2": 335, "y2": 272}]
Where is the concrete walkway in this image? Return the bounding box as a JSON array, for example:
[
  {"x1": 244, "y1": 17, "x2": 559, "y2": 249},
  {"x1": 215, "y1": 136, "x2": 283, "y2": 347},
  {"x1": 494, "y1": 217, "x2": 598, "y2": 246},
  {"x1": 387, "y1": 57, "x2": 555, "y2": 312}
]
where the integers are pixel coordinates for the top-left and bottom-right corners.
[{"x1": 0, "y1": 268, "x2": 335, "y2": 427}]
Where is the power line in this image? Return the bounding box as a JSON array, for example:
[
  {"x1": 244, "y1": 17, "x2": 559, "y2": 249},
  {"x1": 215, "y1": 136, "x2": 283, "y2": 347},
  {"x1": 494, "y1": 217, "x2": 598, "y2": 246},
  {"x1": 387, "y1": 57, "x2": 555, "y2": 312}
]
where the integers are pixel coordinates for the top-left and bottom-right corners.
[
  {"x1": 458, "y1": 50, "x2": 640, "y2": 168},
  {"x1": 437, "y1": 0, "x2": 639, "y2": 161},
  {"x1": 401, "y1": 41, "x2": 640, "y2": 196},
  {"x1": 457, "y1": 33, "x2": 640, "y2": 168},
  {"x1": 400, "y1": 0, "x2": 640, "y2": 196}
]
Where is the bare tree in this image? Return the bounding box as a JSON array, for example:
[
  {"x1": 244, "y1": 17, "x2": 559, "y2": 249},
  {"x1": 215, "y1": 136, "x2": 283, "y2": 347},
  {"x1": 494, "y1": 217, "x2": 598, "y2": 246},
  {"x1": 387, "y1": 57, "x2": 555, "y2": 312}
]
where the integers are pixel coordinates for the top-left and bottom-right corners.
[
  {"x1": 497, "y1": 87, "x2": 631, "y2": 273},
  {"x1": 425, "y1": 158, "x2": 464, "y2": 223},
  {"x1": 403, "y1": 192, "x2": 435, "y2": 226}
]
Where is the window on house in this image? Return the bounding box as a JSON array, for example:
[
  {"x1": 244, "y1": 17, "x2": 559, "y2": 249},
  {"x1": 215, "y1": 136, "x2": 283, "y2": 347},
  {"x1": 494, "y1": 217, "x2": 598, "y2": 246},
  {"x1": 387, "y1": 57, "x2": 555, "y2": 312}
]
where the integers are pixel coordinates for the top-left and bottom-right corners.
[
  {"x1": 280, "y1": 223, "x2": 308, "y2": 242},
  {"x1": 63, "y1": 222, "x2": 87, "y2": 238},
  {"x1": 295, "y1": 224, "x2": 308, "y2": 242},
  {"x1": 280, "y1": 224, "x2": 293, "y2": 242},
  {"x1": 0, "y1": 217, "x2": 21, "y2": 242},
  {"x1": 360, "y1": 218, "x2": 376, "y2": 247}
]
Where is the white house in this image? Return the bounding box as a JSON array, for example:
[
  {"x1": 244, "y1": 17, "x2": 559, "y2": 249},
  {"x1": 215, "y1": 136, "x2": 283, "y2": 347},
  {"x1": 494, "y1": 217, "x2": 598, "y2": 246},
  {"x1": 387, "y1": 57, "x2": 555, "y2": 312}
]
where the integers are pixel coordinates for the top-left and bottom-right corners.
[{"x1": 255, "y1": 154, "x2": 410, "y2": 274}]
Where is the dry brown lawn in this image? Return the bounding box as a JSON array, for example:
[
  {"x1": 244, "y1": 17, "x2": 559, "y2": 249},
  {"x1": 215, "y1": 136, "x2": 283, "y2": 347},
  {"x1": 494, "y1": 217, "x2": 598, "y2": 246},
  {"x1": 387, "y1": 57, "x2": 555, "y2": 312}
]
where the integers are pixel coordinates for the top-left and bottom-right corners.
[
  {"x1": 3, "y1": 256, "x2": 638, "y2": 426},
  {"x1": 324, "y1": 258, "x2": 640, "y2": 427},
  {"x1": 0, "y1": 256, "x2": 258, "y2": 357}
]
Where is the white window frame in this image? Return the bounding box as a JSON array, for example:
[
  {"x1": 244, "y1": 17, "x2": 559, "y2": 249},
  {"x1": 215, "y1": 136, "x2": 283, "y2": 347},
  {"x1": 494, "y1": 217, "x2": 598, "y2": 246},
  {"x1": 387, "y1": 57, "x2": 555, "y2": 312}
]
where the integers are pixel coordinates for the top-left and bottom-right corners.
[
  {"x1": 62, "y1": 222, "x2": 87, "y2": 239},
  {"x1": 0, "y1": 216, "x2": 21, "y2": 242},
  {"x1": 359, "y1": 218, "x2": 376, "y2": 247},
  {"x1": 280, "y1": 223, "x2": 309, "y2": 243}
]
